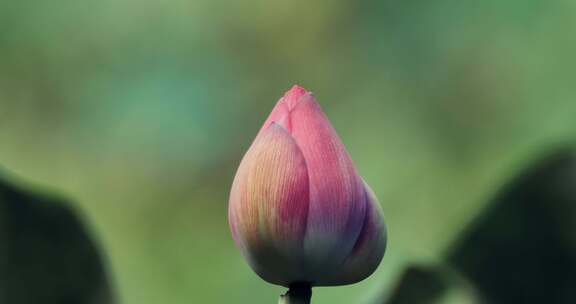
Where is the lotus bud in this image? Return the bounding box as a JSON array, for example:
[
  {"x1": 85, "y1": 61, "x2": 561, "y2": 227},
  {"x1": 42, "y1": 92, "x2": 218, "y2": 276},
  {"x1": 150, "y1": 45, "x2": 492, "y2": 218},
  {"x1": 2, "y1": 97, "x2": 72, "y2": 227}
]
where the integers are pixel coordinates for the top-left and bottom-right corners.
[{"x1": 228, "y1": 85, "x2": 386, "y2": 293}]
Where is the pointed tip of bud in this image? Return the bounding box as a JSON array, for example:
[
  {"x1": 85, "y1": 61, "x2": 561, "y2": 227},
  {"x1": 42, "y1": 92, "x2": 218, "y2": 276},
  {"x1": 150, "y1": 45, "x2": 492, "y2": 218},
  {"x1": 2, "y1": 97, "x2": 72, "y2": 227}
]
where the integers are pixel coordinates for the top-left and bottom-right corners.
[
  {"x1": 282, "y1": 85, "x2": 312, "y2": 110},
  {"x1": 288, "y1": 84, "x2": 308, "y2": 95}
]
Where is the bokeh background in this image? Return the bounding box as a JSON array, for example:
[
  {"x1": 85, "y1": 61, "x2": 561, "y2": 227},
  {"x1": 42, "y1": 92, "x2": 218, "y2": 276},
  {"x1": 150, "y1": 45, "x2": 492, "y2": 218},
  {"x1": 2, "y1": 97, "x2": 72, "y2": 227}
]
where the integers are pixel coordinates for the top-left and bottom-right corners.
[{"x1": 1, "y1": 0, "x2": 576, "y2": 303}]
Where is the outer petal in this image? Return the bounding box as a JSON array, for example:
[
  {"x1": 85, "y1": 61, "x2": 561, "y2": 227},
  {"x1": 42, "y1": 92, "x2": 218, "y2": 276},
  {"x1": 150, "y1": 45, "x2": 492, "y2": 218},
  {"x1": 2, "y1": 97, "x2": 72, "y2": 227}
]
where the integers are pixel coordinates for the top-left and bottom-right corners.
[
  {"x1": 320, "y1": 180, "x2": 387, "y2": 285},
  {"x1": 289, "y1": 93, "x2": 367, "y2": 276},
  {"x1": 228, "y1": 123, "x2": 310, "y2": 286}
]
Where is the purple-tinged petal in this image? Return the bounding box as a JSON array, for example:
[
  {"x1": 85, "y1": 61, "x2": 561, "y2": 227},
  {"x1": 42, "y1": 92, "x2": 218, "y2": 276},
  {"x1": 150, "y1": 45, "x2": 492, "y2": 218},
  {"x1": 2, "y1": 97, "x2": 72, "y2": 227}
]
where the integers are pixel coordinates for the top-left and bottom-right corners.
[
  {"x1": 320, "y1": 180, "x2": 387, "y2": 285},
  {"x1": 288, "y1": 92, "x2": 367, "y2": 273},
  {"x1": 229, "y1": 123, "x2": 310, "y2": 286}
]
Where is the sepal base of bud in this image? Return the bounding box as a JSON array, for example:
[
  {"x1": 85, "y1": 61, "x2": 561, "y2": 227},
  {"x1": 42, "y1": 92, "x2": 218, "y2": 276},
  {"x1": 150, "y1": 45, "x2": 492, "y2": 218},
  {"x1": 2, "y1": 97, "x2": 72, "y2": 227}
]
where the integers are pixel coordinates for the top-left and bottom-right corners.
[{"x1": 278, "y1": 282, "x2": 312, "y2": 304}]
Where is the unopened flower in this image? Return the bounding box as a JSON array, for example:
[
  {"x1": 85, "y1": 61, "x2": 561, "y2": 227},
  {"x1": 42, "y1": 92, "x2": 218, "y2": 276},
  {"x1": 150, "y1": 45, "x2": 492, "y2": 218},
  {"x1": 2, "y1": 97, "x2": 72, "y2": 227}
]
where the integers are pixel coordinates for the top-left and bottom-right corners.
[{"x1": 229, "y1": 85, "x2": 386, "y2": 287}]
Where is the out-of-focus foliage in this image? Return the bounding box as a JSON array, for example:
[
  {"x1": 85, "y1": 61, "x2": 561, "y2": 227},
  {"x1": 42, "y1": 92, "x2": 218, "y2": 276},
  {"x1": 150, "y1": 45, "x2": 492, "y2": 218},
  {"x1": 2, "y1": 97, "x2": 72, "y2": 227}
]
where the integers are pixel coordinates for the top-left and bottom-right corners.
[
  {"x1": 0, "y1": 173, "x2": 114, "y2": 303},
  {"x1": 1, "y1": 0, "x2": 576, "y2": 303},
  {"x1": 447, "y1": 148, "x2": 576, "y2": 304},
  {"x1": 384, "y1": 148, "x2": 576, "y2": 304}
]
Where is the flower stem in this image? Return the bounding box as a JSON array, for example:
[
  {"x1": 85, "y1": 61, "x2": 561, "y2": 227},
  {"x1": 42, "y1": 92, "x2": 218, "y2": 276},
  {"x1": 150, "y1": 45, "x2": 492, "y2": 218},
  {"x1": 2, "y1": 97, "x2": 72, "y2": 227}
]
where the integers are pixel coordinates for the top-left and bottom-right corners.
[{"x1": 278, "y1": 283, "x2": 312, "y2": 304}]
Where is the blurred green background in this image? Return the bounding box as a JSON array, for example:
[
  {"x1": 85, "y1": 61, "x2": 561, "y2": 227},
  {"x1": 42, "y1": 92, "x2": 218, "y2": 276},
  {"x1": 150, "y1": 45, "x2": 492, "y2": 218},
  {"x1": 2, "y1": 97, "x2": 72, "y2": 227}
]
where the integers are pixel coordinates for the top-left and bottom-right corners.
[{"x1": 1, "y1": 0, "x2": 576, "y2": 303}]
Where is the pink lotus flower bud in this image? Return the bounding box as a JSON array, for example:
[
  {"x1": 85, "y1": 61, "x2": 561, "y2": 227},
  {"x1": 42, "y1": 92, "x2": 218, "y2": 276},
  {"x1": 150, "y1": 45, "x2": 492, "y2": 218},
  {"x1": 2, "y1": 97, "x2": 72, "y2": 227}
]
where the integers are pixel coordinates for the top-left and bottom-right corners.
[{"x1": 229, "y1": 85, "x2": 386, "y2": 287}]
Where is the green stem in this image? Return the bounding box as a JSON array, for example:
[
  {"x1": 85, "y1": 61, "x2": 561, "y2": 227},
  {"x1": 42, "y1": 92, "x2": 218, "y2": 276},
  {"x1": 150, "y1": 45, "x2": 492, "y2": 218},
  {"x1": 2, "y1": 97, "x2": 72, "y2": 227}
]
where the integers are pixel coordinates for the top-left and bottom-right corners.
[{"x1": 278, "y1": 283, "x2": 312, "y2": 304}]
